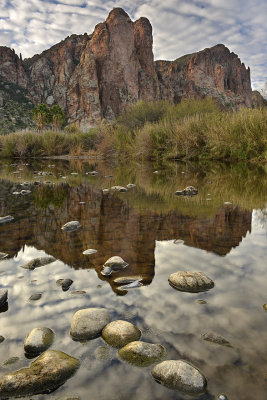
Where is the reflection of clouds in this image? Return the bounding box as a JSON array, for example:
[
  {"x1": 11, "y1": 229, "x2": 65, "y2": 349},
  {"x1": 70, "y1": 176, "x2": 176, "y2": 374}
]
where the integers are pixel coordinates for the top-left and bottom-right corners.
[{"x1": 0, "y1": 210, "x2": 266, "y2": 399}]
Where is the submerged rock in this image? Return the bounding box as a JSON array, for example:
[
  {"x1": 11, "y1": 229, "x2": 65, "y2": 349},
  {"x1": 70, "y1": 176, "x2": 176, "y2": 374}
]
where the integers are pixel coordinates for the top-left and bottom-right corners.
[
  {"x1": 82, "y1": 249, "x2": 97, "y2": 255},
  {"x1": 0, "y1": 350, "x2": 79, "y2": 397},
  {"x1": 114, "y1": 276, "x2": 143, "y2": 285},
  {"x1": 103, "y1": 256, "x2": 129, "y2": 272},
  {"x1": 175, "y1": 186, "x2": 198, "y2": 196},
  {"x1": 0, "y1": 289, "x2": 8, "y2": 307},
  {"x1": 24, "y1": 327, "x2": 55, "y2": 356},
  {"x1": 29, "y1": 293, "x2": 42, "y2": 301},
  {"x1": 119, "y1": 341, "x2": 166, "y2": 367},
  {"x1": 102, "y1": 320, "x2": 141, "y2": 348},
  {"x1": 0, "y1": 335, "x2": 5, "y2": 343},
  {"x1": 3, "y1": 357, "x2": 20, "y2": 366},
  {"x1": 56, "y1": 279, "x2": 73, "y2": 291},
  {"x1": 20, "y1": 256, "x2": 56, "y2": 270},
  {"x1": 111, "y1": 186, "x2": 127, "y2": 192},
  {"x1": 168, "y1": 271, "x2": 214, "y2": 293},
  {"x1": 101, "y1": 256, "x2": 128, "y2": 276},
  {"x1": 151, "y1": 360, "x2": 207, "y2": 394},
  {"x1": 0, "y1": 215, "x2": 14, "y2": 224},
  {"x1": 117, "y1": 280, "x2": 143, "y2": 291},
  {"x1": 70, "y1": 308, "x2": 110, "y2": 340},
  {"x1": 202, "y1": 332, "x2": 232, "y2": 347},
  {"x1": 263, "y1": 304, "x2": 267, "y2": 311},
  {"x1": 61, "y1": 221, "x2": 81, "y2": 232}
]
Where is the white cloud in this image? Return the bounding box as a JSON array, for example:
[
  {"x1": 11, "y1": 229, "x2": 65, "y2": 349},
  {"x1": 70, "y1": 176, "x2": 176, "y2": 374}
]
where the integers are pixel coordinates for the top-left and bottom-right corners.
[{"x1": 0, "y1": 0, "x2": 266, "y2": 89}]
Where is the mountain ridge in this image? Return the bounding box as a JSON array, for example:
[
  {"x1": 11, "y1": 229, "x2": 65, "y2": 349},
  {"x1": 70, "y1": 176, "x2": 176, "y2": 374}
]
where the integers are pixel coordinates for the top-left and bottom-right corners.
[{"x1": 0, "y1": 7, "x2": 254, "y2": 132}]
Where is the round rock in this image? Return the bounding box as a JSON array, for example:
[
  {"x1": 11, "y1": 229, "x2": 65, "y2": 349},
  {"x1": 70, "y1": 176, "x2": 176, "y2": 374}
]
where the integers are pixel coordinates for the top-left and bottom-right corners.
[
  {"x1": 70, "y1": 308, "x2": 110, "y2": 340},
  {"x1": 61, "y1": 221, "x2": 81, "y2": 232},
  {"x1": 151, "y1": 360, "x2": 207, "y2": 394},
  {"x1": 103, "y1": 256, "x2": 128, "y2": 271},
  {"x1": 56, "y1": 279, "x2": 73, "y2": 291},
  {"x1": 168, "y1": 271, "x2": 214, "y2": 293},
  {"x1": 102, "y1": 320, "x2": 141, "y2": 348},
  {"x1": 119, "y1": 341, "x2": 166, "y2": 367},
  {"x1": 24, "y1": 327, "x2": 55, "y2": 356},
  {"x1": 0, "y1": 350, "x2": 79, "y2": 398}
]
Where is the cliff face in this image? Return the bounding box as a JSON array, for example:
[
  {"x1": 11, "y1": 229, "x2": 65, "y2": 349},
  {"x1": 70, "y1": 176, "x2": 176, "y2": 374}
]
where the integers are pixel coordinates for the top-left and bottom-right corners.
[
  {"x1": 0, "y1": 8, "x2": 253, "y2": 131},
  {"x1": 156, "y1": 44, "x2": 252, "y2": 107}
]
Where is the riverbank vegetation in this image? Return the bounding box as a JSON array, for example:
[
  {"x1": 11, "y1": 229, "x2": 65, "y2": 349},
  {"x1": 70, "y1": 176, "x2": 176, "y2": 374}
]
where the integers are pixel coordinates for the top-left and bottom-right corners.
[{"x1": 0, "y1": 98, "x2": 266, "y2": 161}]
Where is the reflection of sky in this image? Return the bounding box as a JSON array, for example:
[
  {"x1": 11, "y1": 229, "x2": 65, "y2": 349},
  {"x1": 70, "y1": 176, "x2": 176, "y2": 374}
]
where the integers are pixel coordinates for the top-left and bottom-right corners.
[{"x1": 0, "y1": 209, "x2": 266, "y2": 399}]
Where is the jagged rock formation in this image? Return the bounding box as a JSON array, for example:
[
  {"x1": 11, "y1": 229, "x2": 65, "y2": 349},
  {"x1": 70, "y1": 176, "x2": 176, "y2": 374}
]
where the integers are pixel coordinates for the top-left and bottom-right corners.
[
  {"x1": 156, "y1": 44, "x2": 252, "y2": 108},
  {"x1": 0, "y1": 8, "x2": 253, "y2": 132},
  {"x1": 252, "y1": 90, "x2": 267, "y2": 108}
]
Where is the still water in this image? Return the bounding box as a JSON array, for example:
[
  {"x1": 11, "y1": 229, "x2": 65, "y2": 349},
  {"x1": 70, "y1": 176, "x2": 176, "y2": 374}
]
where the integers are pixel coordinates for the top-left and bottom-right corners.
[{"x1": 0, "y1": 159, "x2": 266, "y2": 400}]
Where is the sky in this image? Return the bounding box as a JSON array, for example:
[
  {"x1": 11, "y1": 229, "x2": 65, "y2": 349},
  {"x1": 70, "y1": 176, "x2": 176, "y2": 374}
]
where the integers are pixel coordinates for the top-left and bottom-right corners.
[{"x1": 0, "y1": 0, "x2": 266, "y2": 93}]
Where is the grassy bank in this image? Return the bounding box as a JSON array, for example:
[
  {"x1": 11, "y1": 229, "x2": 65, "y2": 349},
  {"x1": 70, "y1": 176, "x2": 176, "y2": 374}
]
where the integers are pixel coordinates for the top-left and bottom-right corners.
[
  {"x1": 112, "y1": 98, "x2": 267, "y2": 161},
  {"x1": 0, "y1": 98, "x2": 266, "y2": 161},
  {"x1": 0, "y1": 129, "x2": 98, "y2": 158}
]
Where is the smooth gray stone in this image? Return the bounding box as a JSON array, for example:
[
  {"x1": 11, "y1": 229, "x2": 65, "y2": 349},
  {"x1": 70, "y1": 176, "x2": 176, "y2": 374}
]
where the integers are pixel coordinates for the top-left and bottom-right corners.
[
  {"x1": 61, "y1": 221, "x2": 81, "y2": 232},
  {"x1": 119, "y1": 341, "x2": 166, "y2": 367},
  {"x1": 103, "y1": 256, "x2": 129, "y2": 271},
  {"x1": 70, "y1": 308, "x2": 110, "y2": 340},
  {"x1": 102, "y1": 320, "x2": 141, "y2": 348},
  {"x1": 0, "y1": 215, "x2": 14, "y2": 224},
  {"x1": 0, "y1": 289, "x2": 8, "y2": 307},
  {"x1": 114, "y1": 276, "x2": 143, "y2": 285},
  {"x1": 118, "y1": 280, "x2": 143, "y2": 291},
  {"x1": 82, "y1": 249, "x2": 97, "y2": 255},
  {"x1": 151, "y1": 360, "x2": 207, "y2": 394},
  {"x1": 21, "y1": 256, "x2": 56, "y2": 270},
  {"x1": 202, "y1": 332, "x2": 232, "y2": 347},
  {"x1": 24, "y1": 327, "x2": 55, "y2": 356},
  {"x1": 29, "y1": 293, "x2": 42, "y2": 301},
  {"x1": 0, "y1": 350, "x2": 79, "y2": 397},
  {"x1": 56, "y1": 279, "x2": 73, "y2": 291},
  {"x1": 168, "y1": 271, "x2": 214, "y2": 293}
]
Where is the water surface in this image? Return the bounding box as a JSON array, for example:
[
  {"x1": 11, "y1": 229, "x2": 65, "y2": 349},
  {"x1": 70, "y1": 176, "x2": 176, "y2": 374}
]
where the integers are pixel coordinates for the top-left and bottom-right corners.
[{"x1": 0, "y1": 160, "x2": 266, "y2": 400}]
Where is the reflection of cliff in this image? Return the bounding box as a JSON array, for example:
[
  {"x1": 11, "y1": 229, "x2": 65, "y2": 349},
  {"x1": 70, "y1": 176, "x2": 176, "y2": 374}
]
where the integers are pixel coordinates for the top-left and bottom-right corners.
[{"x1": 0, "y1": 182, "x2": 251, "y2": 293}]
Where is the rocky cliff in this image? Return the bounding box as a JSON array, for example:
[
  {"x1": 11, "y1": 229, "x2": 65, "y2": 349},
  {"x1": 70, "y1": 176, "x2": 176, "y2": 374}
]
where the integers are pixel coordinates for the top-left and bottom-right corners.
[{"x1": 0, "y1": 8, "x2": 252, "y2": 132}]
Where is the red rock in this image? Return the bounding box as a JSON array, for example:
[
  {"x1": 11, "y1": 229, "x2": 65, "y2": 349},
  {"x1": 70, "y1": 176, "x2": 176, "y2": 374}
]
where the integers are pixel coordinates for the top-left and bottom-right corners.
[{"x1": 0, "y1": 9, "x2": 253, "y2": 129}]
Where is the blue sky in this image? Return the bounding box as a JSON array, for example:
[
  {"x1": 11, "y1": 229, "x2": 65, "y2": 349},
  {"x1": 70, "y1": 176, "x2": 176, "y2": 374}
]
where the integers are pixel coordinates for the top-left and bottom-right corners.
[{"x1": 0, "y1": 0, "x2": 266, "y2": 93}]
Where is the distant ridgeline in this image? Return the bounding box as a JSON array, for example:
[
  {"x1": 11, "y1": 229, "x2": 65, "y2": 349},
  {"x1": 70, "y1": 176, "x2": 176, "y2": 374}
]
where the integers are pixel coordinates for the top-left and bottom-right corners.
[{"x1": 0, "y1": 8, "x2": 264, "y2": 133}]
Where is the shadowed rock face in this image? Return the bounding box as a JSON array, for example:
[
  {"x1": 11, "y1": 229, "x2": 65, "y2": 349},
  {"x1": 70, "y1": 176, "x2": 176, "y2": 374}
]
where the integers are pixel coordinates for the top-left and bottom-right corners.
[{"x1": 0, "y1": 8, "x2": 253, "y2": 130}]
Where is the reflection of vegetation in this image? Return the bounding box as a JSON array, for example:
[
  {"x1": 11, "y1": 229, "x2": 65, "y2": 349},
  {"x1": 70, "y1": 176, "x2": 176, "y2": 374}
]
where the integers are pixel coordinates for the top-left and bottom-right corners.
[
  {"x1": 34, "y1": 185, "x2": 68, "y2": 209},
  {"x1": 0, "y1": 159, "x2": 266, "y2": 216}
]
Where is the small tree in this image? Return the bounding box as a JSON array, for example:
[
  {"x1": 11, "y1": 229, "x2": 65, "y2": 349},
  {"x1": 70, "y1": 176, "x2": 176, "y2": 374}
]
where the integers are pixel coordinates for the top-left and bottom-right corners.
[
  {"x1": 50, "y1": 105, "x2": 66, "y2": 130},
  {"x1": 32, "y1": 103, "x2": 66, "y2": 131},
  {"x1": 32, "y1": 103, "x2": 50, "y2": 132}
]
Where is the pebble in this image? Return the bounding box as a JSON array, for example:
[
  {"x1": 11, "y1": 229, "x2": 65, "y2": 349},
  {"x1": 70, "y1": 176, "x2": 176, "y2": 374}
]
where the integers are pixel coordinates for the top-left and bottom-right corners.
[{"x1": 29, "y1": 293, "x2": 42, "y2": 301}]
